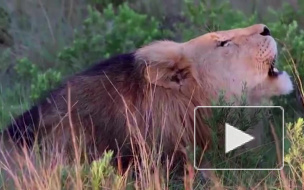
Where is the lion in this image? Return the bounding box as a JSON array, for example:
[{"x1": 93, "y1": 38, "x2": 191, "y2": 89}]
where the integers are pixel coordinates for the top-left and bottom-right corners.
[{"x1": 0, "y1": 24, "x2": 293, "y2": 173}]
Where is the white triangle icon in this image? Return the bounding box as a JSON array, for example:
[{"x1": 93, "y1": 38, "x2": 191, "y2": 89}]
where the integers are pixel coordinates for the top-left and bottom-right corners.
[{"x1": 225, "y1": 123, "x2": 255, "y2": 154}]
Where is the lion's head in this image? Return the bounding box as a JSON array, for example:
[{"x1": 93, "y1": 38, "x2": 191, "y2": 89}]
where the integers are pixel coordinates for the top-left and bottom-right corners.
[{"x1": 136, "y1": 24, "x2": 293, "y2": 106}]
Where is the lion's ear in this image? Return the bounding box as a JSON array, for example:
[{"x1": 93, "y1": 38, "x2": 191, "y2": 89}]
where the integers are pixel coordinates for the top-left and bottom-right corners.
[{"x1": 135, "y1": 41, "x2": 190, "y2": 89}]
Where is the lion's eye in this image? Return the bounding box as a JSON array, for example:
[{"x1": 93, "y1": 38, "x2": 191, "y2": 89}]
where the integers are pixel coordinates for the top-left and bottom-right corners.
[{"x1": 218, "y1": 40, "x2": 230, "y2": 47}]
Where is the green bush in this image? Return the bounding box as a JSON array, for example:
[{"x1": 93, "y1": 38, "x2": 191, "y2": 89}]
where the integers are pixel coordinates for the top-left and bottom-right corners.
[
  {"x1": 265, "y1": 7, "x2": 304, "y2": 122},
  {"x1": 57, "y1": 3, "x2": 172, "y2": 75},
  {"x1": 284, "y1": 118, "x2": 304, "y2": 187},
  {"x1": 175, "y1": 0, "x2": 257, "y2": 41},
  {"x1": 58, "y1": 151, "x2": 123, "y2": 189},
  {"x1": 15, "y1": 58, "x2": 62, "y2": 101}
]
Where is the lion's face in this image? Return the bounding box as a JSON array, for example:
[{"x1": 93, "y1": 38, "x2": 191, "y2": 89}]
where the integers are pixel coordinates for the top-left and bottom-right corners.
[
  {"x1": 136, "y1": 24, "x2": 293, "y2": 105},
  {"x1": 183, "y1": 24, "x2": 293, "y2": 103}
]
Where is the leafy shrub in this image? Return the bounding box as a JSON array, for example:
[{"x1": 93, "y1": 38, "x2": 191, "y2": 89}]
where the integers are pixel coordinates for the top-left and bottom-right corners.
[
  {"x1": 58, "y1": 151, "x2": 124, "y2": 189},
  {"x1": 90, "y1": 150, "x2": 123, "y2": 190},
  {"x1": 265, "y1": 6, "x2": 304, "y2": 121},
  {"x1": 57, "y1": 3, "x2": 172, "y2": 75},
  {"x1": 175, "y1": 0, "x2": 257, "y2": 41},
  {"x1": 14, "y1": 58, "x2": 62, "y2": 101},
  {"x1": 284, "y1": 118, "x2": 304, "y2": 187}
]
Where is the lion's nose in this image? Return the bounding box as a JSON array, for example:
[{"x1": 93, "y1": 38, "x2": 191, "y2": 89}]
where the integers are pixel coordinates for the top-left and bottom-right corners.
[{"x1": 260, "y1": 26, "x2": 271, "y2": 36}]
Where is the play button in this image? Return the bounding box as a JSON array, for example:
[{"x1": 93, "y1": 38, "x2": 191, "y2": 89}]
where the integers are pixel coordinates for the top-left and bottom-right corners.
[
  {"x1": 225, "y1": 123, "x2": 255, "y2": 154},
  {"x1": 194, "y1": 106, "x2": 284, "y2": 170}
]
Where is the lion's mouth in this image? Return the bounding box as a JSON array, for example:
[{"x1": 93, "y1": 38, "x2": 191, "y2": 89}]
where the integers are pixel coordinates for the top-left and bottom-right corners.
[{"x1": 268, "y1": 56, "x2": 282, "y2": 77}]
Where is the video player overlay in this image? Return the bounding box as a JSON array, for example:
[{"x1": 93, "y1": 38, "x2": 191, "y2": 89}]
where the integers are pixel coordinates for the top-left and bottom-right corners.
[{"x1": 194, "y1": 106, "x2": 284, "y2": 170}]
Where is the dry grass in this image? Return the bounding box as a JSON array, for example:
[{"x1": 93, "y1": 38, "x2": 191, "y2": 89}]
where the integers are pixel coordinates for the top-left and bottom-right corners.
[
  {"x1": 0, "y1": 81, "x2": 223, "y2": 190},
  {"x1": 0, "y1": 74, "x2": 303, "y2": 189}
]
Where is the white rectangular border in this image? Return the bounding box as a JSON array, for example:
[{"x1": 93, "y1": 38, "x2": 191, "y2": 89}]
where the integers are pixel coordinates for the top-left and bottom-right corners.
[{"x1": 193, "y1": 106, "x2": 284, "y2": 171}]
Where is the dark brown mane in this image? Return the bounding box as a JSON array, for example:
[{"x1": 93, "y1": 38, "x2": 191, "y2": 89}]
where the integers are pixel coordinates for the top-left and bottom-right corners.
[
  {"x1": 2, "y1": 41, "x2": 212, "y2": 171},
  {"x1": 5, "y1": 53, "x2": 145, "y2": 149}
]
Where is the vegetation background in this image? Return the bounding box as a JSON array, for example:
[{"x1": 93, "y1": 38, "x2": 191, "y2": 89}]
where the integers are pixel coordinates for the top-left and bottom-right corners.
[{"x1": 0, "y1": 0, "x2": 304, "y2": 189}]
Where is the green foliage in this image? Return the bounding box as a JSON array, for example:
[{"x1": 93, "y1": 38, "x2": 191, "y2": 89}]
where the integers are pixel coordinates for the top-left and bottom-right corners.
[
  {"x1": 285, "y1": 118, "x2": 304, "y2": 168},
  {"x1": 267, "y1": 11, "x2": 304, "y2": 81},
  {"x1": 264, "y1": 5, "x2": 304, "y2": 121},
  {"x1": 57, "y1": 3, "x2": 171, "y2": 74},
  {"x1": 284, "y1": 118, "x2": 304, "y2": 187},
  {"x1": 90, "y1": 150, "x2": 119, "y2": 190},
  {"x1": 0, "y1": 151, "x2": 124, "y2": 190},
  {"x1": 176, "y1": 0, "x2": 257, "y2": 40},
  {"x1": 15, "y1": 58, "x2": 62, "y2": 101},
  {"x1": 58, "y1": 151, "x2": 123, "y2": 189}
]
